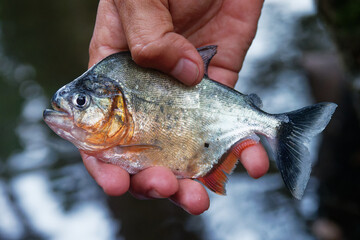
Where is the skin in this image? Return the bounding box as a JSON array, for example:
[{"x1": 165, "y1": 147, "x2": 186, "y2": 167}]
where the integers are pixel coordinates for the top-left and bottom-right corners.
[{"x1": 82, "y1": 0, "x2": 269, "y2": 215}]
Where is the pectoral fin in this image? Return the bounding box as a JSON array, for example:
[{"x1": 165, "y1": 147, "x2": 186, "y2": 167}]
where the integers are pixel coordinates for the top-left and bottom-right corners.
[{"x1": 114, "y1": 144, "x2": 162, "y2": 153}]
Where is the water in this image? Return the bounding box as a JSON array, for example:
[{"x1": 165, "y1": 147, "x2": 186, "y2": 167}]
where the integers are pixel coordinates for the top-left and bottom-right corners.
[{"x1": 0, "y1": 0, "x2": 336, "y2": 239}]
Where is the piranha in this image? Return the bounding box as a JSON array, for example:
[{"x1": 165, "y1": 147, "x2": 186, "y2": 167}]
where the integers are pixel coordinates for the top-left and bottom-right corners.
[{"x1": 43, "y1": 46, "x2": 337, "y2": 199}]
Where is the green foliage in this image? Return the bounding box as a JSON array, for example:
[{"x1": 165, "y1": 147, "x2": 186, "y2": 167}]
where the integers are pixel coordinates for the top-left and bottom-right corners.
[
  {"x1": 0, "y1": 75, "x2": 21, "y2": 161},
  {"x1": 331, "y1": 0, "x2": 360, "y2": 29},
  {"x1": 318, "y1": 0, "x2": 360, "y2": 71},
  {"x1": 1, "y1": 0, "x2": 98, "y2": 95}
]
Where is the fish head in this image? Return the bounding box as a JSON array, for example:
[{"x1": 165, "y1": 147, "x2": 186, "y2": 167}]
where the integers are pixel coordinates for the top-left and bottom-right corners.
[{"x1": 43, "y1": 73, "x2": 133, "y2": 152}]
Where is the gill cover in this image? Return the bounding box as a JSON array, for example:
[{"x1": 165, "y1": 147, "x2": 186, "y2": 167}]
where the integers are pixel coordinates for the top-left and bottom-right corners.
[{"x1": 71, "y1": 75, "x2": 134, "y2": 148}]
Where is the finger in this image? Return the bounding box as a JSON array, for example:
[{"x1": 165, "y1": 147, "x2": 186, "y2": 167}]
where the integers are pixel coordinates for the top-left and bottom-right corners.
[
  {"x1": 170, "y1": 179, "x2": 210, "y2": 215},
  {"x1": 130, "y1": 166, "x2": 179, "y2": 199},
  {"x1": 239, "y1": 143, "x2": 269, "y2": 179},
  {"x1": 89, "y1": 0, "x2": 128, "y2": 67},
  {"x1": 114, "y1": 0, "x2": 204, "y2": 85},
  {"x1": 80, "y1": 151, "x2": 130, "y2": 196}
]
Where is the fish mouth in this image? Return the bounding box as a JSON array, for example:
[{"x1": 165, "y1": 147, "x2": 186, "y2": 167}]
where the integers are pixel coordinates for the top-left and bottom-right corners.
[
  {"x1": 43, "y1": 106, "x2": 76, "y2": 144},
  {"x1": 43, "y1": 107, "x2": 72, "y2": 130},
  {"x1": 43, "y1": 102, "x2": 72, "y2": 130},
  {"x1": 43, "y1": 93, "x2": 78, "y2": 140}
]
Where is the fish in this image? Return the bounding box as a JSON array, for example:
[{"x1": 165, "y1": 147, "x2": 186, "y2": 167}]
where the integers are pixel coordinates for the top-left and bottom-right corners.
[{"x1": 43, "y1": 45, "x2": 337, "y2": 199}]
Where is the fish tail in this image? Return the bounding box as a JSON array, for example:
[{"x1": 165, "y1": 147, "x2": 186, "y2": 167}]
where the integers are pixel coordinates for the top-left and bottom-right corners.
[{"x1": 274, "y1": 102, "x2": 337, "y2": 199}]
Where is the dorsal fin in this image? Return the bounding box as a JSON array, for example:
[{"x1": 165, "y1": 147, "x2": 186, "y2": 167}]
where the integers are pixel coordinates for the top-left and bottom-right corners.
[
  {"x1": 247, "y1": 93, "x2": 263, "y2": 108},
  {"x1": 197, "y1": 45, "x2": 217, "y2": 77}
]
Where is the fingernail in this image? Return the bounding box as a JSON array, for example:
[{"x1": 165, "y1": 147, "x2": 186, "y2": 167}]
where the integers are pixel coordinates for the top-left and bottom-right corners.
[
  {"x1": 147, "y1": 189, "x2": 164, "y2": 199},
  {"x1": 171, "y1": 58, "x2": 200, "y2": 86}
]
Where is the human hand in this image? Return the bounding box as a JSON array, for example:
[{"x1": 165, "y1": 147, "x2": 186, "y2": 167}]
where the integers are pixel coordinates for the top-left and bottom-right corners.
[{"x1": 83, "y1": 0, "x2": 268, "y2": 215}]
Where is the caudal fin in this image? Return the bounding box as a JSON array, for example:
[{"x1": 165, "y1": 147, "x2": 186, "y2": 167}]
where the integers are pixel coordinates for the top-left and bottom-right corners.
[{"x1": 274, "y1": 102, "x2": 337, "y2": 199}]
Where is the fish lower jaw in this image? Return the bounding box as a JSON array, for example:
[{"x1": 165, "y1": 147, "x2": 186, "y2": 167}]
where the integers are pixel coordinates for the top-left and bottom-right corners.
[
  {"x1": 43, "y1": 110, "x2": 75, "y2": 138},
  {"x1": 43, "y1": 109, "x2": 72, "y2": 129},
  {"x1": 45, "y1": 124, "x2": 98, "y2": 152}
]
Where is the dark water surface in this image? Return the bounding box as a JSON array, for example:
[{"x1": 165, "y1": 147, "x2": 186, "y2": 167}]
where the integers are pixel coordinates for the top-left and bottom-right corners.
[{"x1": 0, "y1": 0, "x2": 349, "y2": 239}]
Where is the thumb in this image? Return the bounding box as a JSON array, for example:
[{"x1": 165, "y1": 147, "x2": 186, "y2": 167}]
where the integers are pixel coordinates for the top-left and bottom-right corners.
[{"x1": 115, "y1": 0, "x2": 204, "y2": 85}]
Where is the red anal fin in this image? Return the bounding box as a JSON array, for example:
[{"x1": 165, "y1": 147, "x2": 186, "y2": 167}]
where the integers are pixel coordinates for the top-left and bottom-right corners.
[
  {"x1": 197, "y1": 139, "x2": 258, "y2": 195},
  {"x1": 198, "y1": 153, "x2": 238, "y2": 195}
]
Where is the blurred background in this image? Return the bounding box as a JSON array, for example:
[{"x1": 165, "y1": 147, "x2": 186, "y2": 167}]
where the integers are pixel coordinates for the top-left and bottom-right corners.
[{"x1": 0, "y1": 0, "x2": 359, "y2": 239}]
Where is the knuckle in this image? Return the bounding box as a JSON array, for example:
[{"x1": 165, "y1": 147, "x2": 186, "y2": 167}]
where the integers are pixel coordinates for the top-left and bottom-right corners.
[
  {"x1": 88, "y1": 39, "x2": 97, "y2": 58},
  {"x1": 130, "y1": 41, "x2": 161, "y2": 66}
]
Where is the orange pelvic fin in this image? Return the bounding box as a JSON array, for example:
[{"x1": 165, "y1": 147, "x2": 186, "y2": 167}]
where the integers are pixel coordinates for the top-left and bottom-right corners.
[{"x1": 197, "y1": 137, "x2": 259, "y2": 195}]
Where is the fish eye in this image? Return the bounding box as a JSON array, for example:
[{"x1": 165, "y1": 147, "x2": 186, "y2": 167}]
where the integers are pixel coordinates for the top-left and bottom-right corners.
[{"x1": 73, "y1": 93, "x2": 90, "y2": 109}]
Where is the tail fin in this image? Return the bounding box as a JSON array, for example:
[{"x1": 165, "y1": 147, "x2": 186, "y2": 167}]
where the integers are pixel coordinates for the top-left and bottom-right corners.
[{"x1": 274, "y1": 102, "x2": 337, "y2": 199}]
